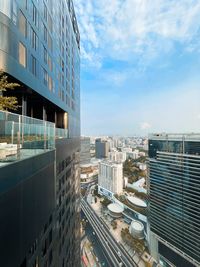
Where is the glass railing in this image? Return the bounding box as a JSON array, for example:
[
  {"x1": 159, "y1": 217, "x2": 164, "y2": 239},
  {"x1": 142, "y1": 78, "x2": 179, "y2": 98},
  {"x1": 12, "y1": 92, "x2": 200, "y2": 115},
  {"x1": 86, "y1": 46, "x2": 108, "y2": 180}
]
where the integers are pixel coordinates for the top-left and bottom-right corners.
[
  {"x1": 0, "y1": 110, "x2": 68, "y2": 164},
  {"x1": 55, "y1": 127, "x2": 68, "y2": 139}
]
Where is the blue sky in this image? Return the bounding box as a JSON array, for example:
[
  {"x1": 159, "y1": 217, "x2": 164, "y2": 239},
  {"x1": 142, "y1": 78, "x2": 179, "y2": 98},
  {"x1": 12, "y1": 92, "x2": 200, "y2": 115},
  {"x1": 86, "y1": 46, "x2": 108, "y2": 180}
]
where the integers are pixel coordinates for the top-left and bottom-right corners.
[{"x1": 74, "y1": 0, "x2": 200, "y2": 136}]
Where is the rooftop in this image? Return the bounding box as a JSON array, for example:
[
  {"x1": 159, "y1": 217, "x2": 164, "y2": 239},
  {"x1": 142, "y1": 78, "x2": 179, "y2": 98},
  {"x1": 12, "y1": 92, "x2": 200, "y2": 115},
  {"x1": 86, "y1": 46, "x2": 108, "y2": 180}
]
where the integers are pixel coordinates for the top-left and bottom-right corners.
[
  {"x1": 130, "y1": 220, "x2": 144, "y2": 231},
  {"x1": 127, "y1": 196, "x2": 147, "y2": 208},
  {"x1": 107, "y1": 203, "x2": 124, "y2": 213}
]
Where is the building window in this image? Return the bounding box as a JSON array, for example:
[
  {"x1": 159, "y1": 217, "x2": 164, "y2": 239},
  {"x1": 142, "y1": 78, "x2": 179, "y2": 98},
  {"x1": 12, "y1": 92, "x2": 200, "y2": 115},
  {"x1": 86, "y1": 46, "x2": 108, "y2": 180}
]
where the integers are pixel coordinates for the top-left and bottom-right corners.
[
  {"x1": 31, "y1": 27, "x2": 37, "y2": 50},
  {"x1": 44, "y1": 2, "x2": 47, "y2": 22},
  {"x1": 31, "y1": 55, "x2": 36, "y2": 76},
  {"x1": 31, "y1": 2, "x2": 38, "y2": 26},
  {"x1": 22, "y1": 0, "x2": 27, "y2": 9},
  {"x1": 43, "y1": 46, "x2": 48, "y2": 64},
  {"x1": 48, "y1": 34, "x2": 52, "y2": 51},
  {"x1": 48, "y1": 14, "x2": 53, "y2": 32},
  {"x1": 12, "y1": 0, "x2": 17, "y2": 25},
  {"x1": 43, "y1": 68, "x2": 48, "y2": 86},
  {"x1": 48, "y1": 56, "x2": 52, "y2": 71},
  {"x1": 19, "y1": 42, "x2": 26, "y2": 67},
  {"x1": 19, "y1": 10, "x2": 27, "y2": 37},
  {"x1": 48, "y1": 76, "x2": 52, "y2": 91},
  {"x1": 43, "y1": 24, "x2": 47, "y2": 42}
]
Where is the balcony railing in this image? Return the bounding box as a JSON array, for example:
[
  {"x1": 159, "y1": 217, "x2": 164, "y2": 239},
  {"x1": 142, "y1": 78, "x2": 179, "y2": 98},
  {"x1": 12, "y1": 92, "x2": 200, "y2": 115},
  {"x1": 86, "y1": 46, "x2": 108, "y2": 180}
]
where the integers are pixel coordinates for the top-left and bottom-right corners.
[{"x1": 0, "y1": 110, "x2": 68, "y2": 163}]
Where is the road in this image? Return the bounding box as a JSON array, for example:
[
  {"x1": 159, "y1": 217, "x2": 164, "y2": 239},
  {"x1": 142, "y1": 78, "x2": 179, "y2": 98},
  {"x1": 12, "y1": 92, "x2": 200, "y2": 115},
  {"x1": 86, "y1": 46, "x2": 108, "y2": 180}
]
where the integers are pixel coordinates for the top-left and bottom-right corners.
[
  {"x1": 84, "y1": 221, "x2": 111, "y2": 267},
  {"x1": 81, "y1": 198, "x2": 138, "y2": 267}
]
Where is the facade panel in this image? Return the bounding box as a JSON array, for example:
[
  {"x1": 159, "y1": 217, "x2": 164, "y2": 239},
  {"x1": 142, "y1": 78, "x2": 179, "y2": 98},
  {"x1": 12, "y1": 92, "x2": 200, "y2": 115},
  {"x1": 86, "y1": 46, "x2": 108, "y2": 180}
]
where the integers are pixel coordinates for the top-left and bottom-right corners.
[
  {"x1": 0, "y1": 0, "x2": 80, "y2": 266},
  {"x1": 148, "y1": 134, "x2": 200, "y2": 267}
]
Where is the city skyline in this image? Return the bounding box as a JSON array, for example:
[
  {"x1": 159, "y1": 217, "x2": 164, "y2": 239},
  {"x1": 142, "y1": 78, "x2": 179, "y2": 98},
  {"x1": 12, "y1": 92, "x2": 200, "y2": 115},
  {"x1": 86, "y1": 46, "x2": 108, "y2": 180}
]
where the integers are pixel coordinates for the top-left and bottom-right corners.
[{"x1": 74, "y1": 0, "x2": 200, "y2": 136}]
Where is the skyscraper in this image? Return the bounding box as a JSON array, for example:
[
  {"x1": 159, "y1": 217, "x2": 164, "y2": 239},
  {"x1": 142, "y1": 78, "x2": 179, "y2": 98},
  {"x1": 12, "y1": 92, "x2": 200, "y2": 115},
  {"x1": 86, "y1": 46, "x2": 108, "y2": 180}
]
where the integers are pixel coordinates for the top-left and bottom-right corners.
[
  {"x1": 80, "y1": 137, "x2": 91, "y2": 164},
  {"x1": 98, "y1": 160, "x2": 123, "y2": 198},
  {"x1": 0, "y1": 0, "x2": 80, "y2": 266},
  {"x1": 95, "y1": 138, "x2": 109, "y2": 159},
  {"x1": 148, "y1": 133, "x2": 200, "y2": 267}
]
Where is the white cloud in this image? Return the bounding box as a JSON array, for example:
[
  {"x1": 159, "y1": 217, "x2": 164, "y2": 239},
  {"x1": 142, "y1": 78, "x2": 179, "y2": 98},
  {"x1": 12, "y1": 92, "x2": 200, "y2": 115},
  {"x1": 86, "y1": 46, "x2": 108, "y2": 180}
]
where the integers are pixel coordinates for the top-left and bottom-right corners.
[
  {"x1": 74, "y1": 0, "x2": 200, "y2": 67},
  {"x1": 140, "y1": 122, "x2": 152, "y2": 130}
]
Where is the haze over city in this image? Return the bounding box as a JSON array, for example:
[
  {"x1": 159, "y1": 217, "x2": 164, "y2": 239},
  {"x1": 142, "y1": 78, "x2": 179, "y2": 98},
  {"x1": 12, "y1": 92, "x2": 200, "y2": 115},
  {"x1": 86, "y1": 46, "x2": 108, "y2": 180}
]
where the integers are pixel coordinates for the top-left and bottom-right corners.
[{"x1": 74, "y1": 0, "x2": 200, "y2": 136}]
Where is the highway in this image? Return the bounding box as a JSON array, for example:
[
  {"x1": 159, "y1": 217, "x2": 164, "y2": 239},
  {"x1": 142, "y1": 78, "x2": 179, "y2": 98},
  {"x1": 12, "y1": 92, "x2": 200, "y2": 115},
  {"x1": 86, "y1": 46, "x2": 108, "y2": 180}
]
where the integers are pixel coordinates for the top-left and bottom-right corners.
[{"x1": 81, "y1": 198, "x2": 138, "y2": 267}]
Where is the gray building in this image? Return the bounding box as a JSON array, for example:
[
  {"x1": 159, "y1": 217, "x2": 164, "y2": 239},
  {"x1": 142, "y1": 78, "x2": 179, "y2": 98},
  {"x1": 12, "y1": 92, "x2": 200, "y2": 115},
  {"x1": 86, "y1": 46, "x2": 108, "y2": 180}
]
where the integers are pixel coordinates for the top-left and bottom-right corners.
[
  {"x1": 95, "y1": 138, "x2": 109, "y2": 159},
  {"x1": 0, "y1": 1, "x2": 80, "y2": 267},
  {"x1": 80, "y1": 137, "x2": 91, "y2": 164},
  {"x1": 148, "y1": 133, "x2": 200, "y2": 267}
]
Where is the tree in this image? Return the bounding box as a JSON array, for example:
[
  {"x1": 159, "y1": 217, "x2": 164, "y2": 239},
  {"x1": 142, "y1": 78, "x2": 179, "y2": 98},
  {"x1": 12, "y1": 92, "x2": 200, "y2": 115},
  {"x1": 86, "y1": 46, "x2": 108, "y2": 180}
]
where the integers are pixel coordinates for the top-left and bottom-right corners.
[{"x1": 0, "y1": 70, "x2": 20, "y2": 111}]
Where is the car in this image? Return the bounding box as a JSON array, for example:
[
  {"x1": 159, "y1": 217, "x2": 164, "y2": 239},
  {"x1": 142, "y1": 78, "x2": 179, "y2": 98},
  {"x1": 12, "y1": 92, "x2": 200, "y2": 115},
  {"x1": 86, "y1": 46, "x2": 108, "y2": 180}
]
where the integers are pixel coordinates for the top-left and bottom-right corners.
[{"x1": 118, "y1": 251, "x2": 121, "y2": 257}]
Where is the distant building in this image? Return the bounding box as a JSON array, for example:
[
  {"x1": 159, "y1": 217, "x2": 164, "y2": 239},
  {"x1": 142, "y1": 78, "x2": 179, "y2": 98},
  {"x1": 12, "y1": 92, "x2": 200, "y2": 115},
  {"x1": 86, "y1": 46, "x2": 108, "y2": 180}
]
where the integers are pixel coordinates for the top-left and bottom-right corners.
[
  {"x1": 98, "y1": 160, "x2": 123, "y2": 198},
  {"x1": 121, "y1": 147, "x2": 132, "y2": 153},
  {"x1": 108, "y1": 151, "x2": 126, "y2": 163},
  {"x1": 148, "y1": 133, "x2": 200, "y2": 267},
  {"x1": 126, "y1": 150, "x2": 139, "y2": 160},
  {"x1": 95, "y1": 138, "x2": 109, "y2": 159},
  {"x1": 80, "y1": 137, "x2": 91, "y2": 164}
]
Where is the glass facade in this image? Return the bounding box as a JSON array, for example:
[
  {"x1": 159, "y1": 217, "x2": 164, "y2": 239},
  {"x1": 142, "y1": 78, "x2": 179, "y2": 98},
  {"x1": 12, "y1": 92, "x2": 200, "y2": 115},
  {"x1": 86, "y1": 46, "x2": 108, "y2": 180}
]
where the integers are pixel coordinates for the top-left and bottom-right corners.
[
  {"x1": 148, "y1": 134, "x2": 200, "y2": 267},
  {"x1": 0, "y1": 1, "x2": 80, "y2": 267},
  {"x1": 0, "y1": 0, "x2": 80, "y2": 137}
]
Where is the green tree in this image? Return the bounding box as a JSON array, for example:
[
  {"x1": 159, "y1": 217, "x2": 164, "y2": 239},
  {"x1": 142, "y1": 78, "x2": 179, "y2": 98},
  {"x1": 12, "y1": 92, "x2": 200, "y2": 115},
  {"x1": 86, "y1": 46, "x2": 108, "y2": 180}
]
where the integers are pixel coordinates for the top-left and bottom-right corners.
[{"x1": 0, "y1": 70, "x2": 20, "y2": 111}]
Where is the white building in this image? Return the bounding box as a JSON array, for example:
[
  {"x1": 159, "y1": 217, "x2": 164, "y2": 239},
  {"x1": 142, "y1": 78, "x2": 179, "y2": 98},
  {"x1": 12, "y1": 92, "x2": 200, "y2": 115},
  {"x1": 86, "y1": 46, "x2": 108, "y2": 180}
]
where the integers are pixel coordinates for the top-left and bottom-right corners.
[
  {"x1": 121, "y1": 147, "x2": 132, "y2": 153},
  {"x1": 108, "y1": 151, "x2": 126, "y2": 163},
  {"x1": 98, "y1": 160, "x2": 123, "y2": 198}
]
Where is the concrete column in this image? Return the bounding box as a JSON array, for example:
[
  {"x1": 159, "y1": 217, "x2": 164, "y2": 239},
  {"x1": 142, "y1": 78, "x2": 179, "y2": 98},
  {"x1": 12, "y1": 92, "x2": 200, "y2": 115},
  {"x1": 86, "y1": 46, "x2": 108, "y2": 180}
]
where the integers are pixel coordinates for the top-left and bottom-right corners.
[
  {"x1": 30, "y1": 107, "x2": 33, "y2": 118},
  {"x1": 43, "y1": 105, "x2": 46, "y2": 121},
  {"x1": 55, "y1": 111, "x2": 57, "y2": 127},
  {"x1": 63, "y1": 112, "x2": 68, "y2": 129},
  {"x1": 22, "y1": 95, "x2": 27, "y2": 116}
]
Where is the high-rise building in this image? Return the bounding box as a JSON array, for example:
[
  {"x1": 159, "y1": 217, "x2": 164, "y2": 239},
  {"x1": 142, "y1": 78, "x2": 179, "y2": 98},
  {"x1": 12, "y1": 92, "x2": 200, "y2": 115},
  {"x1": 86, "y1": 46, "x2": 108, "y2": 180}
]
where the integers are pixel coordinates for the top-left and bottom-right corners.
[
  {"x1": 148, "y1": 133, "x2": 200, "y2": 267},
  {"x1": 0, "y1": 1, "x2": 80, "y2": 266},
  {"x1": 98, "y1": 160, "x2": 123, "y2": 198},
  {"x1": 95, "y1": 138, "x2": 109, "y2": 159},
  {"x1": 108, "y1": 151, "x2": 126, "y2": 163},
  {"x1": 80, "y1": 137, "x2": 91, "y2": 164}
]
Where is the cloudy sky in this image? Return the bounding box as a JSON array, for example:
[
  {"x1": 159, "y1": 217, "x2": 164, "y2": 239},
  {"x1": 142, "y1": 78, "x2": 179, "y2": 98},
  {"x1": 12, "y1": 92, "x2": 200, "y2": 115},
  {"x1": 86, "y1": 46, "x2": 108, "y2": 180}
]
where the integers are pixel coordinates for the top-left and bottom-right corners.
[{"x1": 74, "y1": 0, "x2": 200, "y2": 136}]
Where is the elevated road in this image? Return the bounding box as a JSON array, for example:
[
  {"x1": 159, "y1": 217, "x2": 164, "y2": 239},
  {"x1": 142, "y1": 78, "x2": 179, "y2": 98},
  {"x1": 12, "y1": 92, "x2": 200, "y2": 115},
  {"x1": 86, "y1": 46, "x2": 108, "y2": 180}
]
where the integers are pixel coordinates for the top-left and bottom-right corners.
[{"x1": 81, "y1": 198, "x2": 138, "y2": 267}]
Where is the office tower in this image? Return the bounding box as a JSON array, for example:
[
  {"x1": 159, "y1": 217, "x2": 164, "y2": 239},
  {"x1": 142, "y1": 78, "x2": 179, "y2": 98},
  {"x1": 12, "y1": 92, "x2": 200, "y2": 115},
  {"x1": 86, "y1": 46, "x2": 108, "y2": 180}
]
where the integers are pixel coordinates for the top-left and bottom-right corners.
[
  {"x1": 95, "y1": 138, "x2": 109, "y2": 159},
  {"x1": 98, "y1": 160, "x2": 123, "y2": 198},
  {"x1": 148, "y1": 134, "x2": 200, "y2": 267},
  {"x1": 80, "y1": 137, "x2": 91, "y2": 164},
  {"x1": 0, "y1": 0, "x2": 80, "y2": 267},
  {"x1": 108, "y1": 151, "x2": 126, "y2": 163}
]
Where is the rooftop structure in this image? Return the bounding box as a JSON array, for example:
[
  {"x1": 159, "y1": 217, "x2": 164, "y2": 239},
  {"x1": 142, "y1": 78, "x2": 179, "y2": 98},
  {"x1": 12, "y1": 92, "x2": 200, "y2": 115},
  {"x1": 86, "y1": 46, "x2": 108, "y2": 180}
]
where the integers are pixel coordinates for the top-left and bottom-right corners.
[
  {"x1": 107, "y1": 203, "x2": 124, "y2": 218},
  {"x1": 127, "y1": 196, "x2": 147, "y2": 208},
  {"x1": 129, "y1": 220, "x2": 144, "y2": 239}
]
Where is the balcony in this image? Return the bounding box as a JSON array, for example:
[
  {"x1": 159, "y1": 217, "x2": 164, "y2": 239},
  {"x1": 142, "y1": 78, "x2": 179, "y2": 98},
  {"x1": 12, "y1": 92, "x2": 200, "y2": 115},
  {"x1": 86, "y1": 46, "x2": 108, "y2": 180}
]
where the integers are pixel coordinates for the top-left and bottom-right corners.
[{"x1": 0, "y1": 110, "x2": 68, "y2": 165}]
